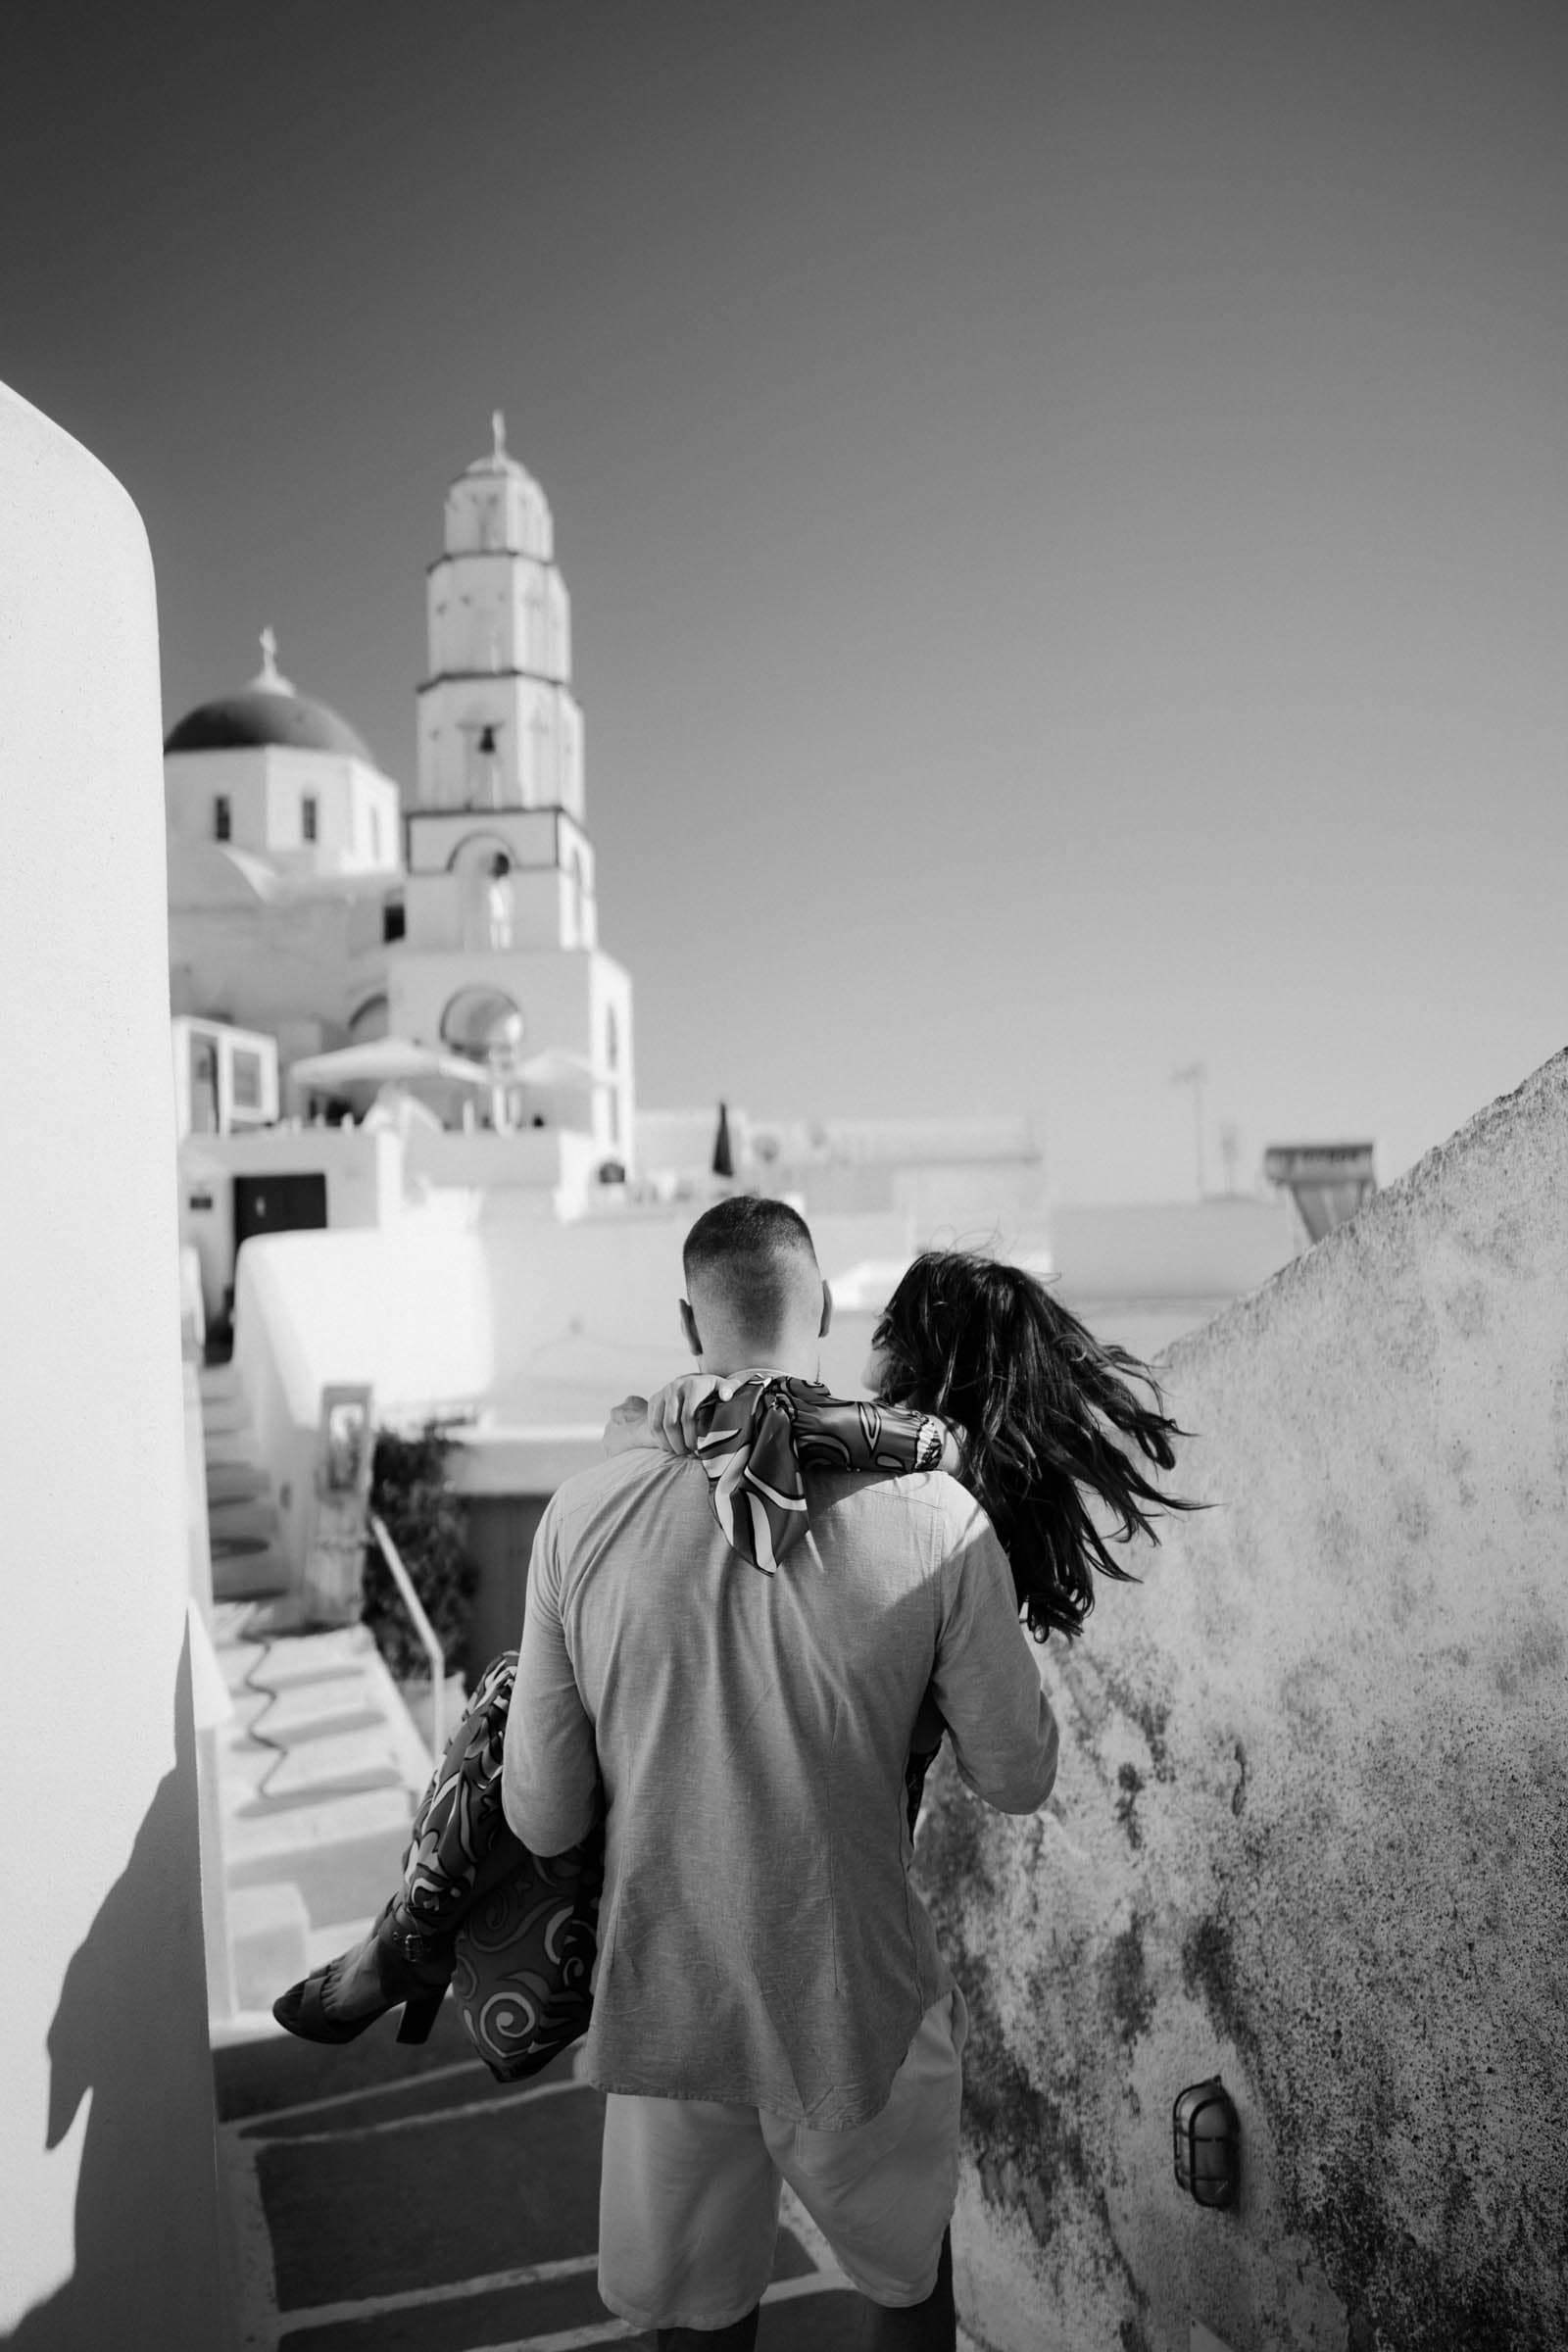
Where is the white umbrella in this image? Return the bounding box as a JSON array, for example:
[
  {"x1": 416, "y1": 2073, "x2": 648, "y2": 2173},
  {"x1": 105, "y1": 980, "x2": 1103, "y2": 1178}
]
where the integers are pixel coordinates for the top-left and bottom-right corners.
[
  {"x1": 512, "y1": 1046, "x2": 611, "y2": 1089},
  {"x1": 285, "y1": 1037, "x2": 493, "y2": 1093},
  {"x1": 364, "y1": 1083, "x2": 446, "y2": 1135}
]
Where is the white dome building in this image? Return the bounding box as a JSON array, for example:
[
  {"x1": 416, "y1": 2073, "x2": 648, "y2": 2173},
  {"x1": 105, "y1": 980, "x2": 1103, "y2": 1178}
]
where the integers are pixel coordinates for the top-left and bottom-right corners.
[
  {"x1": 165, "y1": 630, "x2": 405, "y2": 1061},
  {"x1": 168, "y1": 422, "x2": 636, "y2": 1331}
]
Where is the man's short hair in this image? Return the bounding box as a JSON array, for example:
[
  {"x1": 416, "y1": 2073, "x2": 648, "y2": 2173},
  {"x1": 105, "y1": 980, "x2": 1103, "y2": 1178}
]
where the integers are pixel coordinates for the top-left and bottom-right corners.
[{"x1": 683, "y1": 1197, "x2": 820, "y2": 1340}]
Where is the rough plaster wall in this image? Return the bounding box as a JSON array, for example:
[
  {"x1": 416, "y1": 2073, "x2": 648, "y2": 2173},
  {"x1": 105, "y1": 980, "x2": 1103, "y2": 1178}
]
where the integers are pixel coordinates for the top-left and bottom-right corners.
[{"x1": 917, "y1": 1052, "x2": 1568, "y2": 2352}]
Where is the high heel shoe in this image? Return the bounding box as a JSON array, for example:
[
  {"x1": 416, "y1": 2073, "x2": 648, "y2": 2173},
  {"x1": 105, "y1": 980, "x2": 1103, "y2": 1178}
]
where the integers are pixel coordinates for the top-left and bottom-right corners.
[{"x1": 272, "y1": 1902, "x2": 454, "y2": 2046}]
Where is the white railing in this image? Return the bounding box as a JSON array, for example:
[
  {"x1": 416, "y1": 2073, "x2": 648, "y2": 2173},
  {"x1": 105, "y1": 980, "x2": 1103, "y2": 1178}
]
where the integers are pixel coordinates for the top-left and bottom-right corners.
[{"x1": 368, "y1": 1510, "x2": 448, "y2": 1758}]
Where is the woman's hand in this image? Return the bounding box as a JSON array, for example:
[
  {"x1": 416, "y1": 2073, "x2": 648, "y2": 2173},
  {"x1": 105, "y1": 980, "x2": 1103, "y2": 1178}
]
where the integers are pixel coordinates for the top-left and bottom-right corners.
[
  {"x1": 935, "y1": 1422, "x2": 964, "y2": 1477},
  {"x1": 602, "y1": 1395, "x2": 652, "y2": 1456},
  {"x1": 645, "y1": 1372, "x2": 724, "y2": 1456}
]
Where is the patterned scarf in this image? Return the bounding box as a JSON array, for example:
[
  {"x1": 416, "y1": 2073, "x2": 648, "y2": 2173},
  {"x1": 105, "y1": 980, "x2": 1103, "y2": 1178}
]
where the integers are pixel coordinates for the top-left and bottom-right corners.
[{"x1": 692, "y1": 1375, "x2": 947, "y2": 1573}]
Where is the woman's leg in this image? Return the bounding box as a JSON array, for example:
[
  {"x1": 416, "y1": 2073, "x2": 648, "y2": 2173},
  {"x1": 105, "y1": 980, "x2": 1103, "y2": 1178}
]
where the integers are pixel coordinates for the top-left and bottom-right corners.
[{"x1": 275, "y1": 1653, "x2": 526, "y2": 2034}]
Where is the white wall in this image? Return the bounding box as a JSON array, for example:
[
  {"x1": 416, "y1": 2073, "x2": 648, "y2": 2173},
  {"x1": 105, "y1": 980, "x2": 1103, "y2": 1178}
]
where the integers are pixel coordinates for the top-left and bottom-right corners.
[
  {"x1": 229, "y1": 1203, "x2": 913, "y2": 1577},
  {"x1": 1048, "y1": 1194, "x2": 1301, "y2": 1300},
  {"x1": 165, "y1": 744, "x2": 401, "y2": 879},
  {"x1": 179, "y1": 1122, "x2": 402, "y2": 1324},
  {"x1": 0, "y1": 381, "x2": 225, "y2": 2344},
  {"x1": 169, "y1": 882, "x2": 391, "y2": 1040},
  {"x1": 920, "y1": 1053, "x2": 1568, "y2": 2351}
]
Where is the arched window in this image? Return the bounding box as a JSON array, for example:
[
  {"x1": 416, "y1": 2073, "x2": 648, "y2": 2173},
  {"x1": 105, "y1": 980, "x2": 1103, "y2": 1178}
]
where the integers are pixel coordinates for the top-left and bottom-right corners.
[
  {"x1": 446, "y1": 831, "x2": 514, "y2": 877},
  {"x1": 349, "y1": 996, "x2": 390, "y2": 1045}
]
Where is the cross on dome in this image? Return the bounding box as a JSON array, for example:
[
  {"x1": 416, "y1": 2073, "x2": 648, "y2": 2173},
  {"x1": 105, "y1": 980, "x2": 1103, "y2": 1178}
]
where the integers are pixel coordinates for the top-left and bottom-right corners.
[
  {"x1": 492, "y1": 409, "x2": 507, "y2": 462},
  {"x1": 250, "y1": 625, "x2": 296, "y2": 696}
]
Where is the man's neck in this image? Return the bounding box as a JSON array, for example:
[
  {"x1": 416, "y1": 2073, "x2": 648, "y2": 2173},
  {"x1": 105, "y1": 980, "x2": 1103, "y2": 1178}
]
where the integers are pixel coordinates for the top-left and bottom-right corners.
[{"x1": 702, "y1": 1349, "x2": 819, "y2": 1383}]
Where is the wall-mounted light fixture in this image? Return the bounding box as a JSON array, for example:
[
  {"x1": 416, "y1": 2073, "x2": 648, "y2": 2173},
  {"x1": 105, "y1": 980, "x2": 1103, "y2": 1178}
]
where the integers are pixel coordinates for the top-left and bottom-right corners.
[{"x1": 1173, "y1": 2077, "x2": 1241, "y2": 2208}]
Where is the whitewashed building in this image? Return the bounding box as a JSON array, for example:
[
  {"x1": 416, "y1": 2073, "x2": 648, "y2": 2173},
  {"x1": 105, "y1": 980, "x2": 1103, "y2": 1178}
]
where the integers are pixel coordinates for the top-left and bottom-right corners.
[{"x1": 167, "y1": 423, "x2": 637, "y2": 1322}]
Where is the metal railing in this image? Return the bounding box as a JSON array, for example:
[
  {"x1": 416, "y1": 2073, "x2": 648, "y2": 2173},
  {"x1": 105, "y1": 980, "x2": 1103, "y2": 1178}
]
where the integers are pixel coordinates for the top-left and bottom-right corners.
[{"x1": 368, "y1": 1510, "x2": 448, "y2": 1758}]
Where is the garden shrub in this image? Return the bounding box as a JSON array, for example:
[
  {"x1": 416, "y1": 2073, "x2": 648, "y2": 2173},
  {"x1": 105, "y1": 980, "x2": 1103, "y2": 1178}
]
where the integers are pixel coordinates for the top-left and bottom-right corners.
[{"x1": 361, "y1": 1421, "x2": 477, "y2": 1683}]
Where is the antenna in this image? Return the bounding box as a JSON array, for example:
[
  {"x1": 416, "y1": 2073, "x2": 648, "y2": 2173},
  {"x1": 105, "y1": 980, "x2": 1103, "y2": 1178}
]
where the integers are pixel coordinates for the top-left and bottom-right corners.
[{"x1": 1170, "y1": 1061, "x2": 1207, "y2": 1200}]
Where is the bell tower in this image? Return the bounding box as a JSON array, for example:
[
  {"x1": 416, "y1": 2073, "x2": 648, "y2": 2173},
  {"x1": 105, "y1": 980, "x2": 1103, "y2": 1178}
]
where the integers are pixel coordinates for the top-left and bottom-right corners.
[
  {"x1": 387, "y1": 417, "x2": 633, "y2": 1168},
  {"x1": 413, "y1": 410, "x2": 585, "y2": 830}
]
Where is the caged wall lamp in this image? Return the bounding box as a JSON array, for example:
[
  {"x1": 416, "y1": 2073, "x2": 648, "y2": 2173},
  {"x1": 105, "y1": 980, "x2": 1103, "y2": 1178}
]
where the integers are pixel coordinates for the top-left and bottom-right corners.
[{"x1": 1173, "y1": 2076, "x2": 1241, "y2": 2208}]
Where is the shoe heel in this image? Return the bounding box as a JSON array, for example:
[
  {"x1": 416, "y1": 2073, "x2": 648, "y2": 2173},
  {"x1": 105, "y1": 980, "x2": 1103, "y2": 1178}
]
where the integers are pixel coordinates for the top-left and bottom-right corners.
[{"x1": 397, "y1": 1987, "x2": 446, "y2": 2044}]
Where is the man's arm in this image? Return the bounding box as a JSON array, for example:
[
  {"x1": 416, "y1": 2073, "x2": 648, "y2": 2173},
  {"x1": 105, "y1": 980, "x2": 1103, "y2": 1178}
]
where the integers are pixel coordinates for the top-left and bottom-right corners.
[
  {"x1": 501, "y1": 1498, "x2": 600, "y2": 1855},
  {"x1": 927, "y1": 1491, "x2": 1059, "y2": 1815}
]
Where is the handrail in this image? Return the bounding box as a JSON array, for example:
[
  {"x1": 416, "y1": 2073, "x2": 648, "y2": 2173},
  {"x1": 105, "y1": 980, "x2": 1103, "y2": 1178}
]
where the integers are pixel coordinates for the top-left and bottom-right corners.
[{"x1": 368, "y1": 1510, "x2": 447, "y2": 1759}]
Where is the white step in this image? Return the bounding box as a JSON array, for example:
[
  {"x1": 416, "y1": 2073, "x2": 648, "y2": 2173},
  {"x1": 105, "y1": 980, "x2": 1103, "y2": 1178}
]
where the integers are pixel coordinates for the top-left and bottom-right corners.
[
  {"x1": 222, "y1": 1647, "x2": 435, "y2": 1810},
  {"x1": 305, "y1": 1916, "x2": 379, "y2": 1975},
  {"x1": 222, "y1": 1722, "x2": 410, "y2": 1804},
  {"x1": 211, "y1": 1618, "x2": 436, "y2": 1939},
  {"x1": 212, "y1": 1544, "x2": 294, "y2": 1602},
  {"x1": 222, "y1": 1781, "x2": 415, "y2": 1869},
  {"x1": 206, "y1": 1460, "x2": 272, "y2": 1504},
  {"x1": 227, "y1": 1674, "x2": 385, "y2": 1745},
  {"x1": 229, "y1": 1883, "x2": 311, "y2": 2014},
  {"x1": 207, "y1": 1495, "x2": 281, "y2": 1544},
  {"x1": 200, "y1": 1375, "x2": 250, "y2": 1421},
  {"x1": 216, "y1": 1622, "x2": 383, "y2": 1690},
  {"x1": 203, "y1": 1429, "x2": 262, "y2": 1469}
]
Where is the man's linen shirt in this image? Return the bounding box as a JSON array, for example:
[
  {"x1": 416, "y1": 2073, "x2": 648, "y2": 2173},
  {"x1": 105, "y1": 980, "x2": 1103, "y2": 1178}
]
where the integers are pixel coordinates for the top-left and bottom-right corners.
[{"x1": 501, "y1": 1448, "x2": 1058, "y2": 2130}]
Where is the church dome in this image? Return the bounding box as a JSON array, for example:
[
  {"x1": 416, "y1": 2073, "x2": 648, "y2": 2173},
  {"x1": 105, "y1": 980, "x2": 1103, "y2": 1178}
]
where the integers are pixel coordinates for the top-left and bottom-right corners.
[{"x1": 164, "y1": 631, "x2": 373, "y2": 763}]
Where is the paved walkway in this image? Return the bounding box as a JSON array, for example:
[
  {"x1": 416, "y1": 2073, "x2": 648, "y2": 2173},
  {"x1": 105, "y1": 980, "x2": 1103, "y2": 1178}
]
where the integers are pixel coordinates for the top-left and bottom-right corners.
[{"x1": 215, "y1": 1999, "x2": 968, "y2": 2351}]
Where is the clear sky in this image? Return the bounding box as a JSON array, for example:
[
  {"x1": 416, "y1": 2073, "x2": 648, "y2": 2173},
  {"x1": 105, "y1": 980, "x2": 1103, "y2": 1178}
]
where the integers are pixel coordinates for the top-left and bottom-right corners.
[{"x1": 5, "y1": 0, "x2": 1565, "y2": 1201}]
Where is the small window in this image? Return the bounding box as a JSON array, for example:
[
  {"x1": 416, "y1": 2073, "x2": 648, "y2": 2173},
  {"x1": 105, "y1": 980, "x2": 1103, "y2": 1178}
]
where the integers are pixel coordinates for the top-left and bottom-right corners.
[
  {"x1": 302, "y1": 795, "x2": 318, "y2": 844},
  {"x1": 606, "y1": 1004, "x2": 619, "y2": 1072},
  {"x1": 230, "y1": 1049, "x2": 263, "y2": 1111},
  {"x1": 214, "y1": 796, "x2": 231, "y2": 842},
  {"x1": 188, "y1": 1035, "x2": 219, "y2": 1133},
  {"x1": 382, "y1": 900, "x2": 406, "y2": 944}
]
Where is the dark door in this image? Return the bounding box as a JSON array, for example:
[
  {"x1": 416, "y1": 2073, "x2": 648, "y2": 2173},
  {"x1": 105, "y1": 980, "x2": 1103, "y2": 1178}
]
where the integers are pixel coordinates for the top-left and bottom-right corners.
[{"x1": 233, "y1": 1172, "x2": 329, "y2": 1254}]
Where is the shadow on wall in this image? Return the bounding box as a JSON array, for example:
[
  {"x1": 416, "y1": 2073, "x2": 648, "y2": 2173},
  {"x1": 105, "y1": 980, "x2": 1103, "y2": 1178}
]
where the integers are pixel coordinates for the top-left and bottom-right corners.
[{"x1": 1, "y1": 1624, "x2": 222, "y2": 2352}]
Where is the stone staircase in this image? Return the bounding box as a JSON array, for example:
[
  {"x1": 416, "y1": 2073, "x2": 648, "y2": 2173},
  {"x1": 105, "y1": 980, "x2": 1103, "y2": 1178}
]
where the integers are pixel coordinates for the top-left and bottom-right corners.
[
  {"x1": 199, "y1": 1364, "x2": 435, "y2": 2035},
  {"x1": 201, "y1": 1360, "x2": 291, "y2": 1599}
]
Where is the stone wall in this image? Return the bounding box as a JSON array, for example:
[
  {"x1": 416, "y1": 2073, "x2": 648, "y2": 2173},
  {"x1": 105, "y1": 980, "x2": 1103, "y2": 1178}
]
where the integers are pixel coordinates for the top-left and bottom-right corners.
[{"x1": 918, "y1": 1051, "x2": 1568, "y2": 2352}]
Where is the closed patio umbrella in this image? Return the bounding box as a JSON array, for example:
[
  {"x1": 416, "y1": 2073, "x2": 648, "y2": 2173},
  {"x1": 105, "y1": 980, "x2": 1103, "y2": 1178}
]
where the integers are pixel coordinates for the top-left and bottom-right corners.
[{"x1": 712, "y1": 1101, "x2": 734, "y2": 1179}]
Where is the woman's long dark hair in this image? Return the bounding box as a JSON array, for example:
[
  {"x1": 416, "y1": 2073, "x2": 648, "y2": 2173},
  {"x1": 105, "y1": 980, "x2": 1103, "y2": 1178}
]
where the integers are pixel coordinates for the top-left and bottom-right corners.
[{"x1": 873, "y1": 1250, "x2": 1199, "y2": 1642}]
